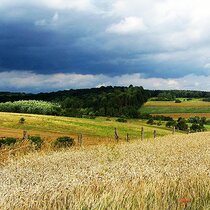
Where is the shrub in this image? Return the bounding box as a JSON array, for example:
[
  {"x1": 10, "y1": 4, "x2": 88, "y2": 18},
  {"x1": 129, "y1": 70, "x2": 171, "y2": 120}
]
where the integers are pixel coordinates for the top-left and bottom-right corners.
[
  {"x1": 176, "y1": 118, "x2": 188, "y2": 131},
  {"x1": 29, "y1": 136, "x2": 43, "y2": 149},
  {"x1": 190, "y1": 123, "x2": 206, "y2": 132},
  {"x1": 188, "y1": 116, "x2": 207, "y2": 125},
  {"x1": 175, "y1": 99, "x2": 181, "y2": 103},
  {"x1": 116, "y1": 118, "x2": 127, "y2": 123},
  {"x1": 0, "y1": 137, "x2": 16, "y2": 147},
  {"x1": 19, "y1": 117, "x2": 25, "y2": 124},
  {"x1": 166, "y1": 120, "x2": 177, "y2": 128},
  {"x1": 54, "y1": 136, "x2": 75, "y2": 148},
  {"x1": 147, "y1": 118, "x2": 154, "y2": 125}
]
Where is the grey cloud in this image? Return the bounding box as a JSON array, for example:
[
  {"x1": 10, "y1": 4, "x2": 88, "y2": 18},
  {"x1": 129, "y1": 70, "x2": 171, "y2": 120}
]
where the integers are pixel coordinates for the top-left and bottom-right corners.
[
  {"x1": 0, "y1": 70, "x2": 210, "y2": 92},
  {"x1": 0, "y1": 0, "x2": 210, "y2": 91}
]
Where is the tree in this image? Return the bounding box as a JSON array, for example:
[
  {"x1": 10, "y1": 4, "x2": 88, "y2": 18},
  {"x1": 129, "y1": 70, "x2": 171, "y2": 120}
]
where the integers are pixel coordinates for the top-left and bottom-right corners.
[
  {"x1": 19, "y1": 117, "x2": 25, "y2": 124},
  {"x1": 190, "y1": 123, "x2": 206, "y2": 132},
  {"x1": 147, "y1": 118, "x2": 154, "y2": 125},
  {"x1": 177, "y1": 118, "x2": 188, "y2": 131},
  {"x1": 166, "y1": 120, "x2": 177, "y2": 128}
]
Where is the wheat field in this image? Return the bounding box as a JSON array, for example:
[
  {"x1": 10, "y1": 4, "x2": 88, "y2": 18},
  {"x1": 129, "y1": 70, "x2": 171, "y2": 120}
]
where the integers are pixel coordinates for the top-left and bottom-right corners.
[{"x1": 0, "y1": 133, "x2": 209, "y2": 210}]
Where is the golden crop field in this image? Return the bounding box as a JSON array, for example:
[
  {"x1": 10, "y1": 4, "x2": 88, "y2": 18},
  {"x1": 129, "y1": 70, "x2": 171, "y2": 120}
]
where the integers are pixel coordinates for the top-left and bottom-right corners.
[{"x1": 0, "y1": 132, "x2": 209, "y2": 210}]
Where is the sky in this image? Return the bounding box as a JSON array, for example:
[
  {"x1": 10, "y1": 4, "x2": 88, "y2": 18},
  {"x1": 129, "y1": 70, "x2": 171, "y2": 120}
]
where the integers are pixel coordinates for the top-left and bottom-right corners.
[{"x1": 1, "y1": 0, "x2": 210, "y2": 92}]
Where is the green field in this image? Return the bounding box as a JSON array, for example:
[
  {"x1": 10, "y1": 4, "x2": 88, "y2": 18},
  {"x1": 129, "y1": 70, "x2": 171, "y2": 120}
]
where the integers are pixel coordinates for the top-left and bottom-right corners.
[
  {"x1": 0, "y1": 112, "x2": 172, "y2": 145},
  {"x1": 140, "y1": 98, "x2": 210, "y2": 118}
]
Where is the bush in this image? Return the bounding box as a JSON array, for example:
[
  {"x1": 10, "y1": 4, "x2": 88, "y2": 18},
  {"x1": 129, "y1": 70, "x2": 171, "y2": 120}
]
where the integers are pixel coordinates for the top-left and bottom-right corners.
[
  {"x1": 116, "y1": 118, "x2": 127, "y2": 123},
  {"x1": 166, "y1": 120, "x2": 177, "y2": 128},
  {"x1": 190, "y1": 123, "x2": 206, "y2": 132},
  {"x1": 147, "y1": 118, "x2": 154, "y2": 125},
  {"x1": 54, "y1": 136, "x2": 75, "y2": 148},
  {"x1": 175, "y1": 99, "x2": 181, "y2": 103},
  {"x1": 176, "y1": 118, "x2": 188, "y2": 131},
  {"x1": 0, "y1": 137, "x2": 16, "y2": 147},
  {"x1": 19, "y1": 117, "x2": 25, "y2": 124},
  {"x1": 188, "y1": 116, "x2": 207, "y2": 125},
  {"x1": 29, "y1": 136, "x2": 43, "y2": 149}
]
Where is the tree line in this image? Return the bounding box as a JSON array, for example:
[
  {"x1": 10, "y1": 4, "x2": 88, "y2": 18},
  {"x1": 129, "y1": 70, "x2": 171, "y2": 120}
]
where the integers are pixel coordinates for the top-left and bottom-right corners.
[
  {"x1": 0, "y1": 87, "x2": 210, "y2": 118},
  {"x1": 0, "y1": 86, "x2": 149, "y2": 118},
  {"x1": 149, "y1": 90, "x2": 210, "y2": 99}
]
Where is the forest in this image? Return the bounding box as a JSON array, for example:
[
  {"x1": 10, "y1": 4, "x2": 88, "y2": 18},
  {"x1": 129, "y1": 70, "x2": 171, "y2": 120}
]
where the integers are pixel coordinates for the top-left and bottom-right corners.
[
  {"x1": 0, "y1": 86, "x2": 149, "y2": 118},
  {"x1": 0, "y1": 87, "x2": 210, "y2": 118}
]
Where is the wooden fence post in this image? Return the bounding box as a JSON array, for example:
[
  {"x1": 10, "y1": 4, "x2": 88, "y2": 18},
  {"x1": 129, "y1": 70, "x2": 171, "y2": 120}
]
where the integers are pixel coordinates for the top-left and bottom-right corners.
[
  {"x1": 172, "y1": 126, "x2": 175, "y2": 135},
  {"x1": 115, "y1": 128, "x2": 119, "y2": 143},
  {"x1": 78, "y1": 134, "x2": 80, "y2": 146},
  {"x1": 153, "y1": 130, "x2": 157, "y2": 139},
  {"x1": 126, "y1": 133, "x2": 129, "y2": 142},
  {"x1": 141, "y1": 127, "x2": 144, "y2": 141},
  {"x1": 78, "y1": 133, "x2": 83, "y2": 146},
  {"x1": 23, "y1": 130, "x2": 28, "y2": 140}
]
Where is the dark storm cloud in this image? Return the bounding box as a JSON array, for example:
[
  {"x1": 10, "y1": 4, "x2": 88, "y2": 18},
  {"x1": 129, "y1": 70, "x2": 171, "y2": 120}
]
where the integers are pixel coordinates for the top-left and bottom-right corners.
[{"x1": 0, "y1": 0, "x2": 210, "y2": 91}]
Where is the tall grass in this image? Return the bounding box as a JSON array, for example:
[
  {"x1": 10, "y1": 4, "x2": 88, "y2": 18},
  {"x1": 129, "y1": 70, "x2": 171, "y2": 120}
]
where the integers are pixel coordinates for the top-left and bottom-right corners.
[{"x1": 0, "y1": 132, "x2": 209, "y2": 209}]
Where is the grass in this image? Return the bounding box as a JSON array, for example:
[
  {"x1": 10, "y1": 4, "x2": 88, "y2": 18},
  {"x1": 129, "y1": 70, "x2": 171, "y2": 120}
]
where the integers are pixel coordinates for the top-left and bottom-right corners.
[
  {"x1": 0, "y1": 132, "x2": 209, "y2": 209},
  {"x1": 140, "y1": 98, "x2": 210, "y2": 118},
  {"x1": 0, "y1": 112, "x2": 172, "y2": 144}
]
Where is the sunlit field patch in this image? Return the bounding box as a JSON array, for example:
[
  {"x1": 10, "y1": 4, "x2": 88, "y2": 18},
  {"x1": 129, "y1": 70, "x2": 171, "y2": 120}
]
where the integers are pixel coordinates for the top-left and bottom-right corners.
[
  {"x1": 140, "y1": 98, "x2": 210, "y2": 116},
  {"x1": 0, "y1": 112, "x2": 171, "y2": 143}
]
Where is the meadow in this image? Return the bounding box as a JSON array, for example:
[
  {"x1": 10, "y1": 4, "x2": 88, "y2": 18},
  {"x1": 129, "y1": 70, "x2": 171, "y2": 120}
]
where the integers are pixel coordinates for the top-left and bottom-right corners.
[
  {"x1": 140, "y1": 98, "x2": 210, "y2": 118},
  {"x1": 0, "y1": 132, "x2": 209, "y2": 209},
  {"x1": 0, "y1": 112, "x2": 172, "y2": 145}
]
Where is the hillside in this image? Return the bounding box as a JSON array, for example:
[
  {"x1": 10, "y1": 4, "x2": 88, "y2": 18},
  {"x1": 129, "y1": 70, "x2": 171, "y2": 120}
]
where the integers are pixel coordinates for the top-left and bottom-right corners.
[
  {"x1": 0, "y1": 133, "x2": 209, "y2": 209},
  {"x1": 0, "y1": 112, "x2": 171, "y2": 145}
]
